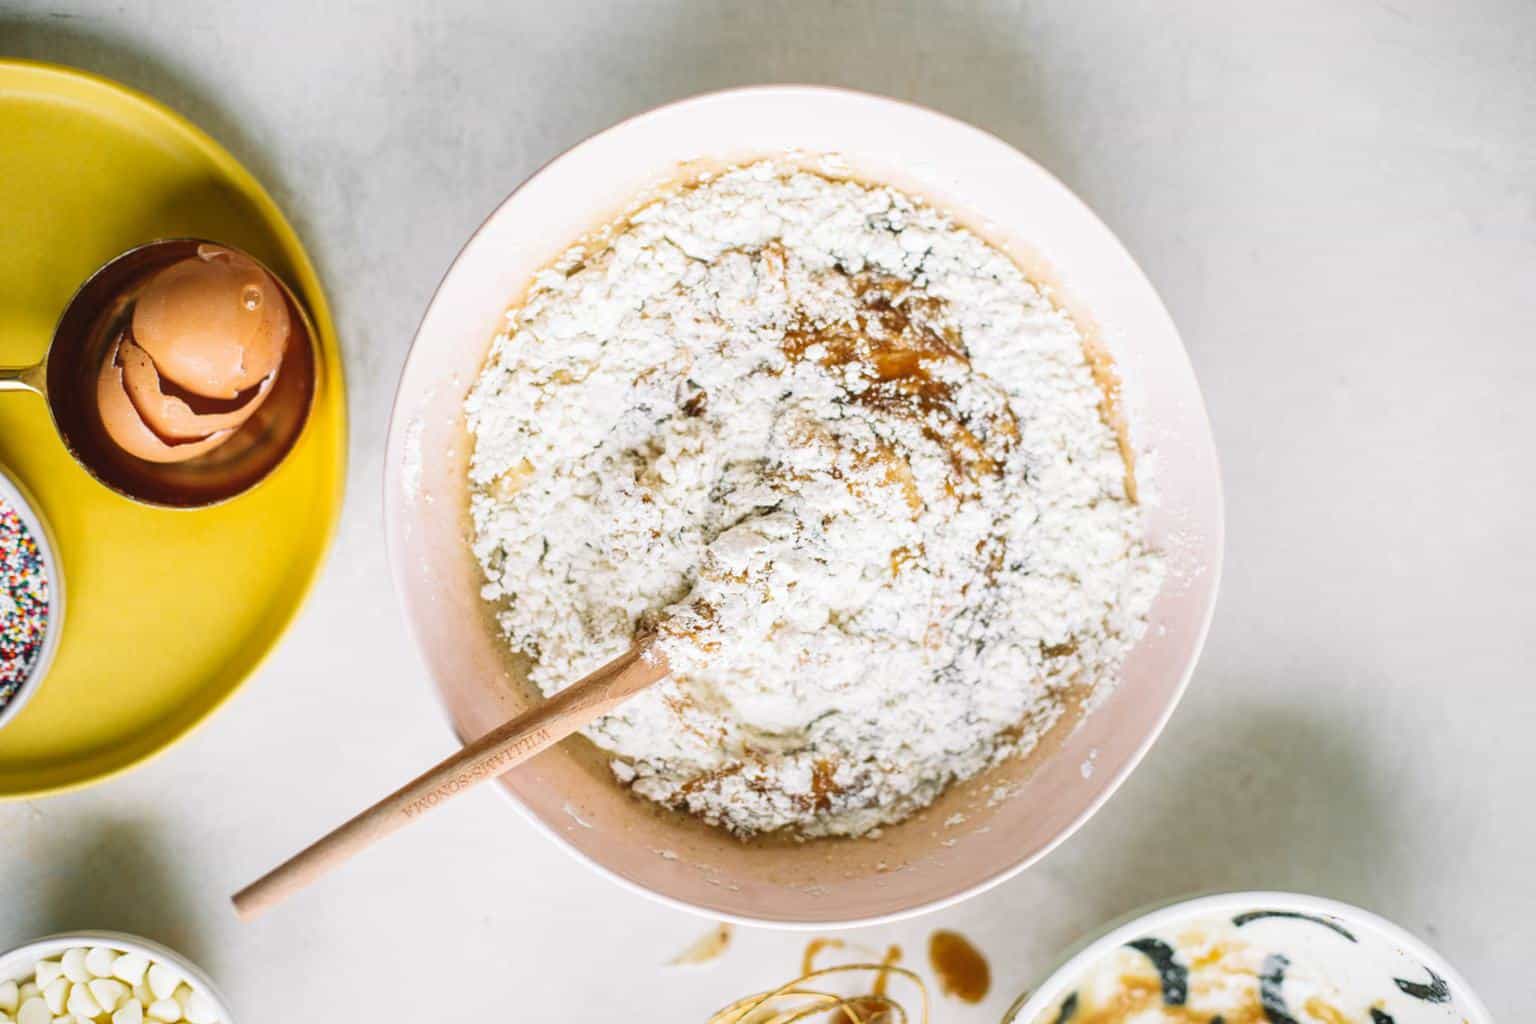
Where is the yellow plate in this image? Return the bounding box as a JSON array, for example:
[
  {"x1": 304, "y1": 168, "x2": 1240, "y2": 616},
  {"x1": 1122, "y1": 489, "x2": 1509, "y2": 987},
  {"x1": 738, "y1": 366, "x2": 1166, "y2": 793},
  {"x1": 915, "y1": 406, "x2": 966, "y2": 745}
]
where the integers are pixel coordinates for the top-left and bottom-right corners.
[{"x1": 0, "y1": 60, "x2": 346, "y2": 798}]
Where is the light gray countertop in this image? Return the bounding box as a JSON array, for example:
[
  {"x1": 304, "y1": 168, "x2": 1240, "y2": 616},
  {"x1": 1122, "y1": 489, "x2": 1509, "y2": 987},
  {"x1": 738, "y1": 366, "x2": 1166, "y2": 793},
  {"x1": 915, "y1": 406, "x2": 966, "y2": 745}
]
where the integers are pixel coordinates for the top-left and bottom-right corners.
[{"x1": 1, "y1": 1, "x2": 1531, "y2": 1020}]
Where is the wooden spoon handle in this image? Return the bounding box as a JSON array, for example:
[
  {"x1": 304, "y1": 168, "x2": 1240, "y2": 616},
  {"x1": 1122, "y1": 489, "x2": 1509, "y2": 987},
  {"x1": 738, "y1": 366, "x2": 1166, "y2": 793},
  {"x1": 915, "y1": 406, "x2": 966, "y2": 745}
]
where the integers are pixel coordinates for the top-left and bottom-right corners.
[{"x1": 232, "y1": 643, "x2": 668, "y2": 920}]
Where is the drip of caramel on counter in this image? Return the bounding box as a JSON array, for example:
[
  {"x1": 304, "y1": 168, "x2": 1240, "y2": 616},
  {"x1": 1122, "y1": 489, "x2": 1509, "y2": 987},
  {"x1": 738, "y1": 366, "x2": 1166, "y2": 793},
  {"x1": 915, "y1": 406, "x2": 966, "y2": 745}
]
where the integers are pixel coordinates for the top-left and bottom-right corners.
[
  {"x1": 667, "y1": 922, "x2": 732, "y2": 966},
  {"x1": 929, "y1": 929, "x2": 991, "y2": 1004}
]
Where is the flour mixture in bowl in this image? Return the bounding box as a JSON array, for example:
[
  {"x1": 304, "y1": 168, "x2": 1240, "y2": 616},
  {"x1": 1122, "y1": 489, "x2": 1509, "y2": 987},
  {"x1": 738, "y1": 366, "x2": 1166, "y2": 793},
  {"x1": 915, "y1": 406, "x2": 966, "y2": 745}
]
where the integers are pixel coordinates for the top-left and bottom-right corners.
[{"x1": 466, "y1": 161, "x2": 1162, "y2": 838}]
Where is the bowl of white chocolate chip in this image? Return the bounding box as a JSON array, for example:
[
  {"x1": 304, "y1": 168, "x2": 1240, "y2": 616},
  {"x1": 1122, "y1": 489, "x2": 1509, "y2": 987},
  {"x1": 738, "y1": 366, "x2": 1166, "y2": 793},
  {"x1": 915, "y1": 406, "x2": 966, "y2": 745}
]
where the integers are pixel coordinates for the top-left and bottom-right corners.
[
  {"x1": 385, "y1": 85, "x2": 1225, "y2": 925},
  {"x1": 0, "y1": 934, "x2": 230, "y2": 1024}
]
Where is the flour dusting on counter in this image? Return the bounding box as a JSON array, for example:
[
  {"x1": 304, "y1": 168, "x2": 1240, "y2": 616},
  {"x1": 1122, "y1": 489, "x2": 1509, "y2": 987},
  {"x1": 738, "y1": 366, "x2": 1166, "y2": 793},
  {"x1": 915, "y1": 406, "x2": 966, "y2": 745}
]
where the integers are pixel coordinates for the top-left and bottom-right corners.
[{"x1": 466, "y1": 162, "x2": 1161, "y2": 837}]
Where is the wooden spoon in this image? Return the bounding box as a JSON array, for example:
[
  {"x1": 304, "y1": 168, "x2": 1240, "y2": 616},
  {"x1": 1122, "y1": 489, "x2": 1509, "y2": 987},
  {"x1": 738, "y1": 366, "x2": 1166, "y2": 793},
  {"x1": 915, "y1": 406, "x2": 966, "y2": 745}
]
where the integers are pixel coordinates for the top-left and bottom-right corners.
[{"x1": 232, "y1": 641, "x2": 668, "y2": 920}]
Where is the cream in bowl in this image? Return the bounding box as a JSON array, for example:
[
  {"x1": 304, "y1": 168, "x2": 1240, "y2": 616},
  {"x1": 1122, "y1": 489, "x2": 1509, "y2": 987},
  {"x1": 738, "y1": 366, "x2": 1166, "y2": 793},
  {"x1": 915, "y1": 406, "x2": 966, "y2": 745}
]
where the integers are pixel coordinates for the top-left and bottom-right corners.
[{"x1": 1004, "y1": 893, "x2": 1490, "y2": 1024}]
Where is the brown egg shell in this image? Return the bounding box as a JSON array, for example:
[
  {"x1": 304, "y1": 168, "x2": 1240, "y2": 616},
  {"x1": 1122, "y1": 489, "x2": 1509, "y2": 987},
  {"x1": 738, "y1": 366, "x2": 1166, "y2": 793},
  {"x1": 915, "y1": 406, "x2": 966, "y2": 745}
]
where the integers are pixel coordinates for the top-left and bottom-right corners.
[
  {"x1": 130, "y1": 246, "x2": 290, "y2": 399},
  {"x1": 118, "y1": 335, "x2": 275, "y2": 441},
  {"x1": 96, "y1": 336, "x2": 233, "y2": 464}
]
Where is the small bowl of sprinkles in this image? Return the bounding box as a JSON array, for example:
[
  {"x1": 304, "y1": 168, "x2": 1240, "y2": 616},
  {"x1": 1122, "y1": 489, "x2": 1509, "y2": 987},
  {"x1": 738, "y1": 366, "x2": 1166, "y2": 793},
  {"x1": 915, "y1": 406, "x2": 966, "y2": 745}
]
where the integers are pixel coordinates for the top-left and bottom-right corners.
[{"x1": 0, "y1": 467, "x2": 62, "y2": 732}]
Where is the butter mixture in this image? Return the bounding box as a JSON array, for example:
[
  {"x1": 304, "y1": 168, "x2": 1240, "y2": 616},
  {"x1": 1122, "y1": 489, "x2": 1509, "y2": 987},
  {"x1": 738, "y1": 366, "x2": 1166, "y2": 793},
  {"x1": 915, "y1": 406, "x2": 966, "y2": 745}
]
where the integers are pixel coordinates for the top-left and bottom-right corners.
[{"x1": 466, "y1": 162, "x2": 1161, "y2": 836}]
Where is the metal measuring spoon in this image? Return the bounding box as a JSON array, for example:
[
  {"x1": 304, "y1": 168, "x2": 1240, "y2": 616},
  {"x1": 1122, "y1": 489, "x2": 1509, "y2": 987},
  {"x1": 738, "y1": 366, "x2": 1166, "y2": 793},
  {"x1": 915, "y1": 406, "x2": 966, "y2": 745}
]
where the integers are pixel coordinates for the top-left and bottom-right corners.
[{"x1": 0, "y1": 239, "x2": 317, "y2": 508}]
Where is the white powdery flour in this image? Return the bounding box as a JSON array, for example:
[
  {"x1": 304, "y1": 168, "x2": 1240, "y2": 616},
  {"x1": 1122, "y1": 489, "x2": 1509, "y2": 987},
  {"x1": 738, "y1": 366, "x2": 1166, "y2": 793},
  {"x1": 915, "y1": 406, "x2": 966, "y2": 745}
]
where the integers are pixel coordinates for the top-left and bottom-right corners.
[{"x1": 466, "y1": 162, "x2": 1162, "y2": 837}]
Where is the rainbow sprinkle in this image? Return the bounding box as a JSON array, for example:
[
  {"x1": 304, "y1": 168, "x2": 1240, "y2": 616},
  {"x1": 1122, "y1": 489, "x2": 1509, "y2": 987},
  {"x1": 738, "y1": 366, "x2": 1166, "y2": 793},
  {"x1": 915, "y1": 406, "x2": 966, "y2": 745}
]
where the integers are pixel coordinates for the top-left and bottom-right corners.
[{"x1": 0, "y1": 494, "x2": 50, "y2": 712}]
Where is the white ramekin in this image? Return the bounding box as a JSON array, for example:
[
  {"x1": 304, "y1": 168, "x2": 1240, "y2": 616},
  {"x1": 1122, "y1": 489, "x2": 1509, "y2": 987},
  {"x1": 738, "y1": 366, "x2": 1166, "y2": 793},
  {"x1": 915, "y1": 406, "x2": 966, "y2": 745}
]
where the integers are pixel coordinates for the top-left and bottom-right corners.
[
  {"x1": 0, "y1": 932, "x2": 233, "y2": 1023},
  {"x1": 0, "y1": 467, "x2": 64, "y2": 734}
]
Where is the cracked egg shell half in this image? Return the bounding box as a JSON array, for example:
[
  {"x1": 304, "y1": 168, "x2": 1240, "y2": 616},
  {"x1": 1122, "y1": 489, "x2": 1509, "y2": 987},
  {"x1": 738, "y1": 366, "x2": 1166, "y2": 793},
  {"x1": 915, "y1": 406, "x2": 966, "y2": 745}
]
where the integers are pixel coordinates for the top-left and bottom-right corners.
[
  {"x1": 117, "y1": 334, "x2": 275, "y2": 440},
  {"x1": 97, "y1": 334, "x2": 235, "y2": 464},
  {"x1": 130, "y1": 243, "x2": 290, "y2": 399}
]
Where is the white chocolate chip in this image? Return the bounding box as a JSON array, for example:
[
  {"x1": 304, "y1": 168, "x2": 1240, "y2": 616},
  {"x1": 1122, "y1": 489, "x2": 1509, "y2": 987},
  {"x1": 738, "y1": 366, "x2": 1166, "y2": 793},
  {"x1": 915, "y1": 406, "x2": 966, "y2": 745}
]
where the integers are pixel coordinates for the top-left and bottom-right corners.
[
  {"x1": 84, "y1": 949, "x2": 118, "y2": 980},
  {"x1": 59, "y1": 952, "x2": 88, "y2": 986},
  {"x1": 113, "y1": 1000, "x2": 144, "y2": 1024},
  {"x1": 17, "y1": 986, "x2": 38, "y2": 1003},
  {"x1": 144, "y1": 967, "x2": 182, "y2": 1004},
  {"x1": 110, "y1": 957, "x2": 148, "y2": 989},
  {"x1": 176, "y1": 989, "x2": 215, "y2": 1024},
  {"x1": 40, "y1": 982, "x2": 66, "y2": 1018},
  {"x1": 64, "y1": 985, "x2": 100, "y2": 1020},
  {"x1": 0, "y1": 981, "x2": 17, "y2": 1014},
  {"x1": 131, "y1": 985, "x2": 151, "y2": 1007},
  {"x1": 89, "y1": 980, "x2": 129, "y2": 1014},
  {"x1": 145, "y1": 998, "x2": 180, "y2": 1023},
  {"x1": 31, "y1": 965, "x2": 62, "y2": 992},
  {"x1": 17, "y1": 997, "x2": 49, "y2": 1024}
]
